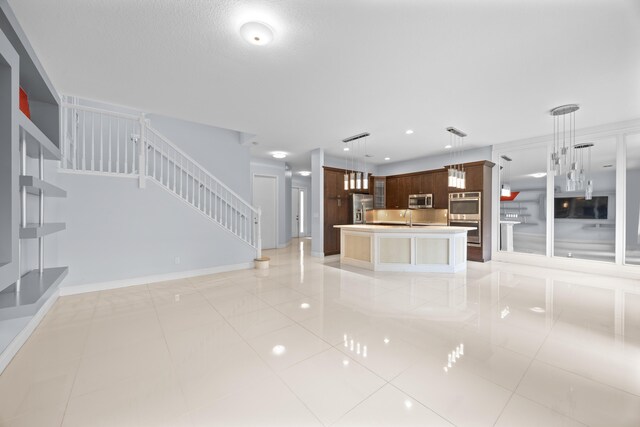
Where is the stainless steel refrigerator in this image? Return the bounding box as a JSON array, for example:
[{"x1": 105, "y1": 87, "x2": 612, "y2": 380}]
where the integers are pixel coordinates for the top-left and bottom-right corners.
[{"x1": 350, "y1": 194, "x2": 374, "y2": 224}]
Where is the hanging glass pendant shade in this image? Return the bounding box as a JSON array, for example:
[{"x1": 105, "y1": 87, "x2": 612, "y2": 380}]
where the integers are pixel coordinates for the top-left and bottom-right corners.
[
  {"x1": 445, "y1": 127, "x2": 467, "y2": 190},
  {"x1": 344, "y1": 172, "x2": 349, "y2": 190},
  {"x1": 356, "y1": 172, "x2": 362, "y2": 190}
]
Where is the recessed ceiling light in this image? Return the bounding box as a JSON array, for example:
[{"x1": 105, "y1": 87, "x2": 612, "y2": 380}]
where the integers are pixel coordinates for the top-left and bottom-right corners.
[
  {"x1": 272, "y1": 152, "x2": 287, "y2": 159},
  {"x1": 405, "y1": 129, "x2": 414, "y2": 135},
  {"x1": 444, "y1": 145, "x2": 452, "y2": 149},
  {"x1": 272, "y1": 345, "x2": 286, "y2": 355},
  {"x1": 528, "y1": 172, "x2": 547, "y2": 178},
  {"x1": 404, "y1": 400, "x2": 413, "y2": 409},
  {"x1": 343, "y1": 147, "x2": 350, "y2": 152},
  {"x1": 384, "y1": 157, "x2": 390, "y2": 161},
  {"x1": 300, "y1": 302, "x2": 310, "y2": 309},
  {"x1": 342, "y1": 359, "x2": 350, "y2": 366},
  {"x1": 299, "y1": 171, "x2": 311, "y2": 177},
  {"x1": 530, "y1": 306, "x2": 546, "y2": 313},
  {"x1": 239, "y1": 22, "x2": 274, "y2": 46},
  {"x1": 383, "y1": 338, "x2": 390, "y2": 344}
]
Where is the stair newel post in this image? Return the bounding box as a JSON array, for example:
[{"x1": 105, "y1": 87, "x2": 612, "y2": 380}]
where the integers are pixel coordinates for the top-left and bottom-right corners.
[
  {"x1": 256, "y1": 207, "x2": 262, "y2": 260},
  {"x1": 138, "y1": 113, "x2": 146, "y2": 188}
]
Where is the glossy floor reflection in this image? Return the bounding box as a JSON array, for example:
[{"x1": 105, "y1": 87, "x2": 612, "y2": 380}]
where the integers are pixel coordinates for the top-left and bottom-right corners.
[{"x1": 1, "y1": 238, "x2": 640, "y2": 426}]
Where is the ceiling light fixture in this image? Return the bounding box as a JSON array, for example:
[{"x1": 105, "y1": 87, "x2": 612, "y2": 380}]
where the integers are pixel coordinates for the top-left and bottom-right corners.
[
  {"x1": 384, "y1": 157, "x2": 390, "y2": 161},
  {"x1": 446, "y1": 127, "x2": 467, "y2": 189},
  {"x1": 500, "y1": 155, "x2": 512, "y2": 197},
  {"x1": 342, "y1": 132, "x2": 370, "y2": 191},
  {"x1": 343, "y1": 147, "x2": 350, "y2": 152},
  {"x1": 405, "y1": 129, "x2": 414, "y2": 135},
  {"x1": 239, "y1": 22, "x2": 274, "y2": 46},
  {"x1": 529, "y1": 172, "x2": 547, "y2": 178},
  {"x1": 299, "y1": 171, "x2": 311, "y2": 177},
  {"x1": 444, "y1": 145, "x2": 452, "y2": 149},
  {"x1": 272, "y1": 344, "x2": 286, "y2": 355},
  {"x1": 272, "y1": 152, "x2": 287, "y2": 159}
]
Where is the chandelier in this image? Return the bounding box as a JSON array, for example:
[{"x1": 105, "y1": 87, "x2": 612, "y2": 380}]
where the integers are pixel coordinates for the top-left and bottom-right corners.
[
  {"x1": 549, "y1": 104, "x2": 593, "y2": 199},
  {"x1": 446, "y1": 127, "x2": 467, "y2": 189},
  {"x1": 342, "y1": 132, "x2": 370, "y2": 191}
]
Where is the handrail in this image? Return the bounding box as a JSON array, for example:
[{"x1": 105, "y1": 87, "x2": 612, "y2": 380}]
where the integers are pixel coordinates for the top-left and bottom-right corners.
[
  {"x1": 61, "y1": 100, "x2": 262, "y2": 257},
  {"x1": 61, "y1": 102, "x2": 140, "y2": 121},
  {"x1": 145, "y1": 125, "x2": 258, "y2": 215}
]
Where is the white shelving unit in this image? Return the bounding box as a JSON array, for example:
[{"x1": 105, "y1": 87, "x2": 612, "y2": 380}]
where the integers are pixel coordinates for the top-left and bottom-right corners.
[{"x1": 0, "y1": 0, "x2": 67, "y2": 360}]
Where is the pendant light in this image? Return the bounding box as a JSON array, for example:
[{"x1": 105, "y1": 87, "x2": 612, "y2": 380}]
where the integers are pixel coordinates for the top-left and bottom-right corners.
[
  {"x1": 342, "y1": 132, "x2": 371, "y2": 191},
  {"x1": 550, "y1": 104, "x2": 579, "y2": 177},
  {"x1": 446, "y1": 127, "x2": 467, "y2": 189},
  {"x1": 500, "y1": 155, "x2": 512, "y2": 197},
  {"x1": 574, "y1": 143, "x2": 594, "y2": 200}
]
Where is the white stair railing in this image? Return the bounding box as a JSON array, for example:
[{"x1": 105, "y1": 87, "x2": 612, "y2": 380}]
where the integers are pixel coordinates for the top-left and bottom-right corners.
[{"x1": 61, "y1": 102, "x2": 262, "y2": 257}]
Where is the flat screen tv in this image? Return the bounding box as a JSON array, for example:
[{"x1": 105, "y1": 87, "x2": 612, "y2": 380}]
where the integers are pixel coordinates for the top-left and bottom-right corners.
[{"x1": 554, "y1": 196, "x2": 608, "y2": 219}]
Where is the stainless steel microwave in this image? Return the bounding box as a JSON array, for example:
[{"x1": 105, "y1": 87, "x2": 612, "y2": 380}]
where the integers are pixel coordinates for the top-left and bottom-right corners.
[
  {"x1": 408, "y1": 194, "x2": 433, "y2": 209},
  {"x1": 448, "y1": 192, "x2": 481, "y2": 220}
]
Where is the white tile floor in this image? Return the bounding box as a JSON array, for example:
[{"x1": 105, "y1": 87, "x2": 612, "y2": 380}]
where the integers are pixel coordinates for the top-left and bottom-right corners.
[{"x1": 1, "y1": 238, "x2": 640, "y2": 426}]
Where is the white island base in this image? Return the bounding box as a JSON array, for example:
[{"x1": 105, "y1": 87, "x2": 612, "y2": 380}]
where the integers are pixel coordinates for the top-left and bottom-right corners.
[{"x1": 335, "y1": 225, "x2": 471, "y2": 273}]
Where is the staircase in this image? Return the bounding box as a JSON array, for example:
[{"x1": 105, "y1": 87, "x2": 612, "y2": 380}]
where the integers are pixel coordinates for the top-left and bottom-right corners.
[{"x1": 60, "y1": 100, "x2": 262, "y2": 258}]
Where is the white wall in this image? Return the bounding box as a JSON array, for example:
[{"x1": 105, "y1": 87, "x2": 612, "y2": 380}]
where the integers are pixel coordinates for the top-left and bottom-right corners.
[{"x1": 376, "y1": 146, "x2": 491, "y2": 176}]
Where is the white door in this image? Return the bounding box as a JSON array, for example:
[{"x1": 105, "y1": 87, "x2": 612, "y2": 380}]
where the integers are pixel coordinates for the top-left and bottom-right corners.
[
  {"x1": 253, "y1": 175, "x2": 277, "y2": 249},
  {"x1": 292, "y1": 188, "x2": 300, "y2": 238}
]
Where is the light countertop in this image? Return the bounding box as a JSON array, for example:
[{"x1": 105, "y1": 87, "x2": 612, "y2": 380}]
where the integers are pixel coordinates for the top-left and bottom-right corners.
[{"x1": 334, "y1": 224, "x2": 474, "y2": 233}]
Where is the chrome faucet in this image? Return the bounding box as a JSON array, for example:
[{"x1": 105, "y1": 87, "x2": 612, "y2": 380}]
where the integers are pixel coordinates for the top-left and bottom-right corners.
[{"x1": 403, "y1": 209, "x2": 413, "y2": 227}]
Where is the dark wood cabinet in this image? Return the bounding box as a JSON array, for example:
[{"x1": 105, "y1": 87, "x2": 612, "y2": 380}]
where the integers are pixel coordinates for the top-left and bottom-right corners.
[
  {"x1": 386, "y1": 177, "x2": 399, "y2": 208},
  {"x1": 323, "y1": 167, "x2": 349, "y2": 255},
  {"x1": 325, "y1": 161, "x2": 494, "y2": 261},
  {"x1": 464, "y1": 165, "x2": 483, "y2": 192},
  {"x1": 433, "y1": 170, "x2": 449, "y2": 209},
  {"x1": 398, "y1": 176, "x2": 411, "y2": 208}
]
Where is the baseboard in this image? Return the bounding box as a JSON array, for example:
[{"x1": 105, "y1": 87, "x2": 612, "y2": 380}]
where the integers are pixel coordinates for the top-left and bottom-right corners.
[
  {"x1": 59, "y1": 262, "x2": 255, "y2": 296},
  {"x1": 0, "y1": 289, "x2": 60, "y2": 375},
  {"x1": 277, "y1": 242, "x2": 292, "y2": 249},
  {"x1": 311, "y1": 251, "x2": 325, "y2": 258}
]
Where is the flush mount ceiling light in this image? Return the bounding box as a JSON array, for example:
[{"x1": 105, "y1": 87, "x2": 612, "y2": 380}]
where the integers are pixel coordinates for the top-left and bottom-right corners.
[
  {"x1": 343, "y1": 147, "x2": 350, "y2": 151},
  {"x1": 239, "y1": 21, "x2": 274, "y2": 46},
  {"x1": 299, "y1": 171, "x2": 311, "y2": 177},
  {"x1": 405, "y1": 129, "x2": 414, "y2": 135},
  {"x1": 272, "y1": 151, "x2": 287, "y2": 159},
  {"x1": 384, "y1": 157, "x2": 390, "y2": 161},
  {"x1": 529, "y1": 172, "x2": 547, "y2": 178}
]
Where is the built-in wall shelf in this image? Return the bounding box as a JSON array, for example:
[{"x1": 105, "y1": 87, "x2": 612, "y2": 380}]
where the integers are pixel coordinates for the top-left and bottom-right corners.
[
  {"x1": 20, "y1": 175, "x2": 67, "y2": 197},
  {"x1": 0, "y1": 267, "x2": 67, "y2": 321},
  {"x1": 19, "y1": 223, "x2": 65, "y2": 239},
  {"x1": 18, "y1": 113, "x2": 60, "y2": 160},
  {"x1": 501, "y1": 199, "x2": 539, "y2": 204}
]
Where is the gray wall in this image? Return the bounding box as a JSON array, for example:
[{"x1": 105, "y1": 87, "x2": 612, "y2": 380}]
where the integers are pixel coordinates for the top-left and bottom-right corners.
[
  {"x1": 627, "y1": 169, "x2": 640, "y2": 249},
  {"x1": 147, "y1": 114, "x2": 251, "y2": 201},
  {"x1": 53, "y1": 98, "x2": 256, "y2": 288},
  {"x1": 54, "y1": 174, "x2": 255, "y2": 288}
]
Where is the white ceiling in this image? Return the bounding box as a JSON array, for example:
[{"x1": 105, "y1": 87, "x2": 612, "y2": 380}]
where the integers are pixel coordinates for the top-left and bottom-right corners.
[{"x1": 9, "y1": 0, "x2": 640, "y2": 173}]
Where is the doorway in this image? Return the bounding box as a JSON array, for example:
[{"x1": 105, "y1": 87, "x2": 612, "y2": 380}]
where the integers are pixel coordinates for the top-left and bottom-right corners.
[
  {"x1": 291, "y1": 187, "x2": 305, "y2": 238},
  {"x1": 253, "y1": 175, "x2": 277, "y2": 249}
]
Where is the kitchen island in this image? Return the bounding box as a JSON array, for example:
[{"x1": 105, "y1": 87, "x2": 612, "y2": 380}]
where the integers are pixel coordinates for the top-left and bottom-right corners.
[{"x1": 334, "y1": 224, "x2": 472, "y2": 273}]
